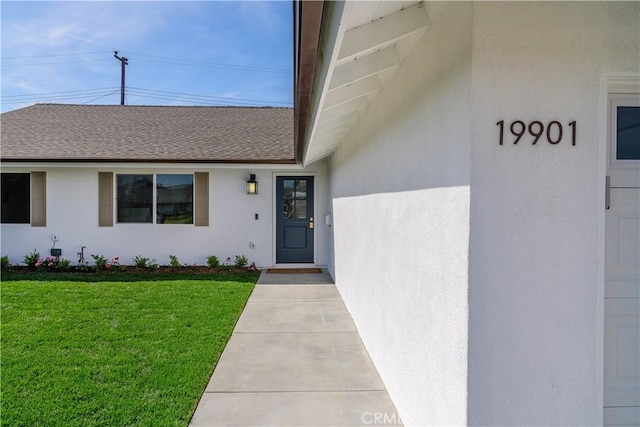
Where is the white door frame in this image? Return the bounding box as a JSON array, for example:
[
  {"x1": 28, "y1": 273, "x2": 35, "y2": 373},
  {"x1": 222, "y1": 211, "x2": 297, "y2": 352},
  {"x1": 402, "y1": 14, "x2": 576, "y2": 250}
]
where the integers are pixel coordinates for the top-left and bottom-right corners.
[
  {"x1": 597, "y1": 73, "x2": 640, "y2": 424},
  {"x1": 271, "y1": 172, "x2": 318, "y2": 267}
]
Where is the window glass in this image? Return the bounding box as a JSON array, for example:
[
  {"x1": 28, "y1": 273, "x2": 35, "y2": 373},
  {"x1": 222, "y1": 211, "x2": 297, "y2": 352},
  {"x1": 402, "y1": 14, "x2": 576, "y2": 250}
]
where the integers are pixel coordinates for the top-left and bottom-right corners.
[
  {"x1": 283, "y1": 179, "x2": 295, "y2": 218},
  {"x1": 156, "y1": 174, "x2": 193, "y2": 224},
  {"x1": 117, "y1": 174, "x2": 153, "y2": 223},
  {"x1": 1, "y1": 173, "x2": 30, "y2": 223},
  {"x1": 617, "y1": 106, "x2": 640, "y2": 160}
]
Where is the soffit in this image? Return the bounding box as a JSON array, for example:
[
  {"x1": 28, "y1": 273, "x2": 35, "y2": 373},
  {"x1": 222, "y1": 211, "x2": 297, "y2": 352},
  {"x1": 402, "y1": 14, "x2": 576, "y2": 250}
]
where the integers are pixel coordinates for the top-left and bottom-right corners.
[{"x1": 304, "y1": 1, "x2": 430, "y2": 164}]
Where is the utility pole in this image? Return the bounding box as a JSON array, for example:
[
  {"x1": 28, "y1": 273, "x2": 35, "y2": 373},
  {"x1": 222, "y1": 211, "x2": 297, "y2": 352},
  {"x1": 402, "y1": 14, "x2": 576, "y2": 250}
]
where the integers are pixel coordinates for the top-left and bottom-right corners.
[{"x1": 113, "y1": 51, "x2": 128, "y2": 106}]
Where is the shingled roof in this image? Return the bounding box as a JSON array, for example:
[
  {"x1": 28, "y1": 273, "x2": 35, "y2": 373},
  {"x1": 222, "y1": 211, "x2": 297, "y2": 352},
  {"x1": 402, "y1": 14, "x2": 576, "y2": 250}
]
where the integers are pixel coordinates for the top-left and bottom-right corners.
[{"x1": 0, "y1": 104, "x2": 294, "y2": 163}]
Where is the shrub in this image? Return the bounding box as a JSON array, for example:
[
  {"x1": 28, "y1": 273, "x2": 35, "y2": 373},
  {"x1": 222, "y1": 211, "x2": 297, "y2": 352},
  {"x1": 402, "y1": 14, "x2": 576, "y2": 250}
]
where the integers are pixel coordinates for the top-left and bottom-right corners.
[
  {"x1": 206, "y1": 255, "x2": 220, "y2": 268},
  {"x1": 57, "y1": 259, "x2": 72, "y2": 271},
  {"x1": 1, "y1": 255, "x2": 10, "y2": 270},
  {"x1": 23, "y1": 250, "x2": 40, "y2": 269},
  {"x1": 91, "y1": 254, "x2": 108, "y2": 270},
  {"x1": 168, "y1": 255, "x2": 180, "y2": 269},
  {"x1": 148, "y1": 259, "x2": 159, "y2": 272},
  {"x1": 234, "y1": 255, "x2": 248, "y2": 269},
  {"x1": 75, "y1": 263, "x2": 94, "y2": 272},
  {"x1": 133, "y1": 255, "x2": 149, "y2": 268},
  {"x1": 36, "y1": 256, "x2": 59, "y2": 272},
  {"x1": 106, "y1": 256, "x2": 121, "y2": 271}
]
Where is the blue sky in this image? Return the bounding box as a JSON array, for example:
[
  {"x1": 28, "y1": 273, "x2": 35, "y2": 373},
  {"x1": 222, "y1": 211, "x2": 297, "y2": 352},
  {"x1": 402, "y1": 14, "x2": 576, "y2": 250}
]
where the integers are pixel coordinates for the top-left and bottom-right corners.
[{"x1": 0, "y1": 1, "x2": 293, "y2": 113}]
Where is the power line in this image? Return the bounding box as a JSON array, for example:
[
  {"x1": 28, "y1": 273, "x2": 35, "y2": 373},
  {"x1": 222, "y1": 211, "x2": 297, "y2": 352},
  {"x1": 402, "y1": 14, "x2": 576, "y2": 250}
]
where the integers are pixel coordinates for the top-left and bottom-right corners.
[
  {"x1": 82, "y1": 90, "x2": 120, "y2": 105},
  {"x1": 126, "y1": 87, "x2": 290, "y2": 105},
  {"x1": 2, "y1": 87, "x2": 120, "y2": 99},
  {"x1": 0, "y1": 90, "x2": 120, "y2": 104},
  {"x1": 0, "y1": 86, "x2": 290, "y2": 106},
  {"x1": 131, "y1": 57, "x2": 290, "y2": 74},
  {"x1": 126, "y1": 88, "x2": 290, "y2": 106},
  {"x1": 1, "y1": 51, "x2": 112, "y2": 59},
  {"x1": 2, "y1": 59, "x2": 113, "y2": 67},
  {"x1": 120, "y1": 51, "x2": 290, "y2": 73},
  {"x1": 2, "y1": 51, "x2": 290, "y2": 74}
]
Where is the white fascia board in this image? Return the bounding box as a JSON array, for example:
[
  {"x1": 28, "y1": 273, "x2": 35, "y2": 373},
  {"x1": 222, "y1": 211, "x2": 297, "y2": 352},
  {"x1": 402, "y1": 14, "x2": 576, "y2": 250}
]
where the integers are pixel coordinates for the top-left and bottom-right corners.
[
  {"x1": 337, "y1": 3, "x2": 431, "y2": 63},
  {"x1": 303, "y1": 1, "x2": 351, "y2": 166}
]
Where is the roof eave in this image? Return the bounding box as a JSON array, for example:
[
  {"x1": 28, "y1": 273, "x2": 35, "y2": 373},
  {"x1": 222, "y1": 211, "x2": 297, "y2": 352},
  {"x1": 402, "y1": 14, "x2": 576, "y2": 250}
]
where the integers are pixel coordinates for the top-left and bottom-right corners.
[
  {"x1": 293, "y1": 0, "x2": 325, "y2": 164},
  {"x1": 0, "y1": 158, "x2": 297, "y2": 165}
]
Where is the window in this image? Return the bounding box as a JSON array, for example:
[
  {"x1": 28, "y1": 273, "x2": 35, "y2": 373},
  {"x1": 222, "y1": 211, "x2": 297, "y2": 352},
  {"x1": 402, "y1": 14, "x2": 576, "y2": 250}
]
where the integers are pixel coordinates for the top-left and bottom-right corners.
[
  {"x1": 156, "y1": 174, "x2": 193, "y2": 224},
  {"x1": 616, "y1": 105, "x2": 640, "y2": 160},
  {"x1": 1, "y1": 172, "x2": 46, "y2": 226},
  {"x1": 116, "y1": 174, "x2": 194, "y2": 224},
  {"x1": 117, "y1": 174, "x2": 153, "y2": 223},
  {"x1": 611, "y1": 96, "x2": 640, "y2": 162},
  {"x1": 1, "y1": 173, "x2": 30, "y2": 223}
]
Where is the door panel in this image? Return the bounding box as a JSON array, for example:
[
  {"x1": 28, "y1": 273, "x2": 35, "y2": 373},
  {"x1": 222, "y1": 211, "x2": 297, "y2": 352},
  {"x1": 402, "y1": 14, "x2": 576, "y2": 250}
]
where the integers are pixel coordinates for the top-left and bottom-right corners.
[
  {"x1": 605, "y1": 97, "x2": 639, "y2": 426},
  {"x1": 276, "y1": 176, "x2": 314, "y2": 263}
]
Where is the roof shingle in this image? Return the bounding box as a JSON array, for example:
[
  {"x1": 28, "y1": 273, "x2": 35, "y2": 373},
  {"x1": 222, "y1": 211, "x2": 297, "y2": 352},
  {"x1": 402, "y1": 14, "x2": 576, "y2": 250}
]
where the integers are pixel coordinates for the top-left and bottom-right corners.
[{"x1": 0, "y1": 104, "x2": 294, "y2": 163}]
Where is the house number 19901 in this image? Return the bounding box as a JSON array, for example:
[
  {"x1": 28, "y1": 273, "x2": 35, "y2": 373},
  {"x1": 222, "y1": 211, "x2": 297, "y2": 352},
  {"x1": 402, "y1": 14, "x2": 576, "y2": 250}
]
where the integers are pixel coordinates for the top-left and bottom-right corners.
[{"x1": 497, "y1": 120, "x2": 576, "y2": 146}]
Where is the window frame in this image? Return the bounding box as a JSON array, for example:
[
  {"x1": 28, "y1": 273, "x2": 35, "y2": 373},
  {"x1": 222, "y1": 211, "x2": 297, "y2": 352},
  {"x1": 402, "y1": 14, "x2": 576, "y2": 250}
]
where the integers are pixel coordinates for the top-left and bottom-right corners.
[
  {"x1": 610, "y1": 94, "x2": 640, "y2": 169},
  {"x1": 0, "y1": 171, "x2": 46, "y2": 226},
  {"x1": 115, "y1": 173, "x2": 195, "y2": 225}
]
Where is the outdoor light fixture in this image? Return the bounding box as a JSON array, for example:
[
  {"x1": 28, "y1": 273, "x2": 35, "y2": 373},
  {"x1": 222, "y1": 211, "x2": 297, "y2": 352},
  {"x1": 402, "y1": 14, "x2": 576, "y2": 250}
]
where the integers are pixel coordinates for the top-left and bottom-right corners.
[{"x1": 246, "y1": 174, "x2": 258, "y2": 195}]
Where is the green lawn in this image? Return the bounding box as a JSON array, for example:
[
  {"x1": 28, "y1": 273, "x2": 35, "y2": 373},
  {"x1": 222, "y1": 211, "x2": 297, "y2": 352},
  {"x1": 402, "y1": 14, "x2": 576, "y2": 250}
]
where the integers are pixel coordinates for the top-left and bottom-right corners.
[{"x1": 0, "y1": 273, "x2": 257, "y2": 426}]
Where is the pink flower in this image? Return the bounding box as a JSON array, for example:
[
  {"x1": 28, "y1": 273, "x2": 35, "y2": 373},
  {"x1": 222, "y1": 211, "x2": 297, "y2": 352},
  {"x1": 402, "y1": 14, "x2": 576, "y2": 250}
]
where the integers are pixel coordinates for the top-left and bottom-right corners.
[
  {"x1": 47, "y1": 262, "x2": 53, "y2": 267},
  {"x1": 114, "y1": 257, "x2": 119, "y2": 262},
  {"x1": 35, "y1": 261, "x2": 41, "y2": 267},
  {"x1": 106, "y1": 263, "x2": 111, "y2": 269}
]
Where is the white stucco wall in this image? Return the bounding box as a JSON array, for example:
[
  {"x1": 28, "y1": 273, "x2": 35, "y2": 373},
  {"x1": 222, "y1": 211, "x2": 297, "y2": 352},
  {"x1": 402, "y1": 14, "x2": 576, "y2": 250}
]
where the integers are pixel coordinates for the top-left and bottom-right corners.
[
  {"x1": 467, "y1": 2, "x2": 639, "y2": 425},
  {"x1": 0, "y1": 161, "x2": 331, "y2": 268},
  {"x1": 330, "y1": 3, "x2": 472, "y2": 425}
]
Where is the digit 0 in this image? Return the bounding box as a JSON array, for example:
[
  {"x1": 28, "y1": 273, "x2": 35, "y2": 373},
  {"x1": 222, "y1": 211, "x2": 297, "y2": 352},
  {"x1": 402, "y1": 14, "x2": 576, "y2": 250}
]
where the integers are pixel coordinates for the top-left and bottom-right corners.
[{"x1": 547, "y1": 121, "x2": 562, "y2": 144}]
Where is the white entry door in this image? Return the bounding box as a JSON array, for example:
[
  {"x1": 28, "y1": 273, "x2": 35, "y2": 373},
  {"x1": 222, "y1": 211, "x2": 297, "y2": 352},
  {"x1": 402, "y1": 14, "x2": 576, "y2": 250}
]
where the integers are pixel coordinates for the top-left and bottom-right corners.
[{"x1": 604, "y1": 95, "x2": 640, "y2": 426}]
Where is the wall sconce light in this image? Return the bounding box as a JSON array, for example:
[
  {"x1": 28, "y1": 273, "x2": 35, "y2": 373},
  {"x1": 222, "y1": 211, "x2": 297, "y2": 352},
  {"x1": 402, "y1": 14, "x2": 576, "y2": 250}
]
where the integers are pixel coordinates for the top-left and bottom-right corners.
[{"x1": 246, "y1": 174, "x2": 258, "y2": 195}]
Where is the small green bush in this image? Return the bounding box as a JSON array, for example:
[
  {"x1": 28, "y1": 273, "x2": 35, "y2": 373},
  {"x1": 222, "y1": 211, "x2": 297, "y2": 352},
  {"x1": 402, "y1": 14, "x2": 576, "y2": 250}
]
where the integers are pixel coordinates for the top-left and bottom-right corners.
[
  {"x1": 234, "y1": 255, "x2": 248, "y2": 269},
  {"x1": 148, "y1": 260, "x2": 159, "y2": 272},
  {"x1": 1, "y1": 255, "x2": 10, "y2": 270},
  {"x1": 132, "y1": 255, "x2": 149, "y2": 268},
  {"x1": 57, "y1": 259, "x2": 71, "y2": 270},
  {"x1": 23, "y1": 250, "x2": 40, "y2": 269},
  {"x1": 91, "y1": 254, "x2": 108, "y2": 270},
  {"x1": 168, "y1": 255, "x2": 180, "y2": 269},
  {"x1": 206, "y1": 255, "x2": 220, "y2": 268}
]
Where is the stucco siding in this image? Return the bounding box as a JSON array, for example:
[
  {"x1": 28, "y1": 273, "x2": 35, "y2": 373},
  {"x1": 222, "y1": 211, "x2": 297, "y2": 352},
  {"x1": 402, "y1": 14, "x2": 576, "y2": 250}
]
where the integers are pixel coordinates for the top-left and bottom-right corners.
[
  {"x1": 1, "y1": 161, "x2": 331, "y2": 268},
  {"x1": 329, "y1": 3, "x2": 473, "y2": 425},
  {"x1": 467, "y1": 2, "x2": 640, "y2": 426}
]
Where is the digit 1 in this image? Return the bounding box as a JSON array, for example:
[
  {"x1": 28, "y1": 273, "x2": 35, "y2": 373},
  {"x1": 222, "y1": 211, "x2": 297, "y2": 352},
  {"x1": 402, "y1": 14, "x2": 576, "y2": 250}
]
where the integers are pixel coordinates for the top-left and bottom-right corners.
[
  {"x1": 497, "y1": 120, "x2": 504, "y2": 145},
  {"x1": 569, "y1": 121, "x2": 576, "y2": 145}
]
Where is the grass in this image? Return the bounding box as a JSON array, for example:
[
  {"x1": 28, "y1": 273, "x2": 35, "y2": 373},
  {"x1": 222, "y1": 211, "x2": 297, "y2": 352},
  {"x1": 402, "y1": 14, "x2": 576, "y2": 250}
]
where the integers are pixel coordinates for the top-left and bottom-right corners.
[{"x1": 0, "y1": 271, "x2": 258, "y2": 426}]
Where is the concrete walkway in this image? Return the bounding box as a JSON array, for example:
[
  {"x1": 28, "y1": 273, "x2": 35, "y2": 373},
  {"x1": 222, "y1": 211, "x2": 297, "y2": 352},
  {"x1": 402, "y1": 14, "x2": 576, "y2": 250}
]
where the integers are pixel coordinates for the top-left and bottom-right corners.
[{"x1": 190, "y1": 270, "x2": 401, "y2": 426}]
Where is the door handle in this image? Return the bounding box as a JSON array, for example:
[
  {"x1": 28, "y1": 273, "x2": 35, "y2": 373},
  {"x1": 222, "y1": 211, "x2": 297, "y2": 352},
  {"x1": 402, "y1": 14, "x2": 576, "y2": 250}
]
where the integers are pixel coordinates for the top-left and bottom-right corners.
[
  {"x1": 309, "y1": 217, "x2": 314, "y2": 229},
  {"x1": 605, "y1": 175, "x2": 610, "y2": 210}
]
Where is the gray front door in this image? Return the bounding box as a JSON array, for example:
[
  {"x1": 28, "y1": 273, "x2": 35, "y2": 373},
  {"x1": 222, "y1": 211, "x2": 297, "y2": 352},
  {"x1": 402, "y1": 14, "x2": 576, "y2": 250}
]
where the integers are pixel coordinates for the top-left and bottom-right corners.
[{"x1": 276, "y1": 176, "x2": 314, "y2": 263}]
